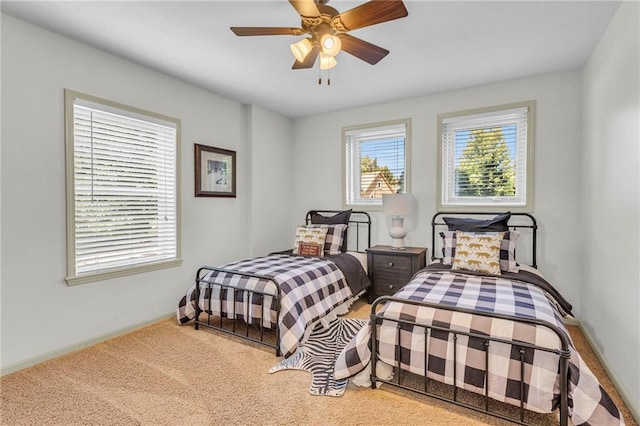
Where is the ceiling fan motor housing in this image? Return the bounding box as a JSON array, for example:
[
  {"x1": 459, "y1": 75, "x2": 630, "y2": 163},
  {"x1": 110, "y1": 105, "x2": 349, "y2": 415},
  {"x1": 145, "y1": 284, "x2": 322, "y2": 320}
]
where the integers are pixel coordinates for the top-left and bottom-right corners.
[{"x1": 301, "y1": 5, "x2": 343, "y2": 34}]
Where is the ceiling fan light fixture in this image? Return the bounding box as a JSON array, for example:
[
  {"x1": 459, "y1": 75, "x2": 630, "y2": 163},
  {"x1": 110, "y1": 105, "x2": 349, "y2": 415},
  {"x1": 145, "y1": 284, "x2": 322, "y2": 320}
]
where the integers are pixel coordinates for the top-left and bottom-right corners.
[
  {"x1": 320, "y1": 34, "x2": 341, "y2": 57},
  {"x1": 231, "y1": 0, "x2": 409, "y2": 75},
  {"x1": 319, "y1": 53, "x2": 337, "y2": 70},
  {"x1": 290, "y1": 38, "x2": 313, "y2": 62}
]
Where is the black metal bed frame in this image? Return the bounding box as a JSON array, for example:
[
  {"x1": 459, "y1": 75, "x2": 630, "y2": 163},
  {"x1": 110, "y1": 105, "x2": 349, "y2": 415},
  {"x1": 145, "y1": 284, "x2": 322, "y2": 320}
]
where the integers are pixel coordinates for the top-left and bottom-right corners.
[
  {"x1": 431, "y1": 211, "x2": 538, "y2": 267},
  {"x1": 193, "y1": 210, "x2": 371, "y2": 356},
  {"x1": 369, "y1": 212, "x2": 571, "y2": 425}
]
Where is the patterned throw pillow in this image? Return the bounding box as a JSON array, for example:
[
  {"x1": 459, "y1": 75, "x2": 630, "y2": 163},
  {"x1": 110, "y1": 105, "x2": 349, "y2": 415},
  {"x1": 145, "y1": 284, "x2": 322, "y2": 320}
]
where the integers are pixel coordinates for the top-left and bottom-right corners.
[
  {"x1": 297, "y1": 242, "x2": 323, "y2": 256},
  {"x1": 292, "y1": 226, "x2": 329, "y2": 257},
  {"x1": 440, "y1": 231, "x2": 457, "y2": 266},
  {"x1": 310, "y1": 210, "x2": 351, "y2": 252},
  {"x1": 452, "y1": 231, "x2": 504, "y2": 275},
  {"x1": 498, "y1": 231, "x2": 519, "y2": 272},
  {"x1": 440, "y1": 230, "x2": 519, "y2": 272},
  {"x1": 305, "y1": 224, "x2": 347, "y2": 255}
]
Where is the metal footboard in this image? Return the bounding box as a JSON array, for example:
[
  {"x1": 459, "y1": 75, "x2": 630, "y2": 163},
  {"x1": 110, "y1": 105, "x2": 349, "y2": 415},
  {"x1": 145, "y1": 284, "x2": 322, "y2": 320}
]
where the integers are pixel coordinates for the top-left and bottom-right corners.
[
  {"x1": 369, "y1": 296, "x2": 571, "y2": 426},
  {"x1": 194, "y1": 266, "x2": 282, "y2": 356},
  {"x1": 190, "y1": 210, "x2": 372, "y2": 356}
]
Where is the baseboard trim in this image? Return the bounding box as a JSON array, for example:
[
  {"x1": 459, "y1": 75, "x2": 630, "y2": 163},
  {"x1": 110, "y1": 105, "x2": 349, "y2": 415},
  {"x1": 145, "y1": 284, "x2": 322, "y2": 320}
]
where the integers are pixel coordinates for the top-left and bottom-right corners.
[
  {"x1": 578, "y1": 322, "x2": 640, "y2": 424},
  {"x1": 1, "y1": 313, "x2": 175, "y2": 377}
]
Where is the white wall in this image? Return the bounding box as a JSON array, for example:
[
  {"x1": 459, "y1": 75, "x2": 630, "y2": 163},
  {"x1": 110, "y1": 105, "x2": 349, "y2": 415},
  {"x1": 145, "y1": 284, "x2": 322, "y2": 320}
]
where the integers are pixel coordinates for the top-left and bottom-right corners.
[
  {"x1": 582, "y1": 1, "x2": 640, "y2": 414},
  {"x1": 0, "y1": 14, "x2": 292, "y2": 372},
  {"x1": 246, "y1": 104, "x2": 295, "y2": 256},
  {"x1": 293, "y1": 71, "x2": 585, "y2": 307}
]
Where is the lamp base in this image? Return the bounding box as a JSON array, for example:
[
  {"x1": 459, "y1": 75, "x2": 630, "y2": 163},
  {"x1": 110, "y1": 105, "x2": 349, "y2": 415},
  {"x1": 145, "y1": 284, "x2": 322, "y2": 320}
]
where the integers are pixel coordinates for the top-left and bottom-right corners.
[
  {"x1": 390, "y1": 241, "x2": 406, "y2": 251},
  {"x1": 389, "y1": 216, "x2": 407, "y2": 251}
]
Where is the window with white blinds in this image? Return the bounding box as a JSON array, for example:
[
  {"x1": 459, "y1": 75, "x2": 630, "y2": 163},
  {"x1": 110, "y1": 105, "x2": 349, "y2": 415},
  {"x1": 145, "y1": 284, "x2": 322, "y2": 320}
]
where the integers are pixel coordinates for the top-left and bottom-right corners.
[
  {"x1": 65, "y1": 90, "x2": 181, "y2": 285},
  {"x1": 343, "y1": 119, "x2": 410, "y2": 208},
  {"x1": 438, "y1": 101, "x2": 535, "y2": 210}
]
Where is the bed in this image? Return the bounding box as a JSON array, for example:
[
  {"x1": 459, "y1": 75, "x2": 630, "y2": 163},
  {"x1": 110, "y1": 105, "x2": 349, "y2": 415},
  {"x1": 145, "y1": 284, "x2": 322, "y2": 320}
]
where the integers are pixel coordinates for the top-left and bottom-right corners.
[
  {"x1": 177, "y1": 210, "x2": 371, "y2": 358},
  {"x1": 335, "y1": 212, "x2": 624, "y2": 426}
]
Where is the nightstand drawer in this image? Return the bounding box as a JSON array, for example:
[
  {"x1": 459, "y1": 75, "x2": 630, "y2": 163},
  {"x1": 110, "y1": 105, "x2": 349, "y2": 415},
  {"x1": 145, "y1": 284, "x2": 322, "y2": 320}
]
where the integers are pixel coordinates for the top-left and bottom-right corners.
[
  {"x1": 372, "y1": 255, "x2": 413, "y2": 281},
  {"x1": 373, "y1": 281, "x2": 404, "y2": 295}
]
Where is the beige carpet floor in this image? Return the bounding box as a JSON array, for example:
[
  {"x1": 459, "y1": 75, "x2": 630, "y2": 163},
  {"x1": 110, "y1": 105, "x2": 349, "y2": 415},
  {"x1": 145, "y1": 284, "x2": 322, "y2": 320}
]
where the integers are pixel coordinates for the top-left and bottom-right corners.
[{"x1": 1, "y1": 298, "x2": 636, "y2": 426}]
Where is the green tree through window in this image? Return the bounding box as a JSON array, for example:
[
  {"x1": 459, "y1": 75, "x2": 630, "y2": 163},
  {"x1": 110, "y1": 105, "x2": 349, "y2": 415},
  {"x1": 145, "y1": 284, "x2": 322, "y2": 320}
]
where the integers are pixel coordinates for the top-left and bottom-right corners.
[{"x1": 456, "y1": 128, "x2": 515, "y2": 197}]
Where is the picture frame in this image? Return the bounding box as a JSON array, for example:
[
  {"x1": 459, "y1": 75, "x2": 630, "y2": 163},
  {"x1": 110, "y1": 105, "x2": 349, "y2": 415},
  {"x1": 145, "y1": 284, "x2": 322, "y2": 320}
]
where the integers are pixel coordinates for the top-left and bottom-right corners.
[{"x1": 194, "y1": 144, "x2": 236, "y2": 197}]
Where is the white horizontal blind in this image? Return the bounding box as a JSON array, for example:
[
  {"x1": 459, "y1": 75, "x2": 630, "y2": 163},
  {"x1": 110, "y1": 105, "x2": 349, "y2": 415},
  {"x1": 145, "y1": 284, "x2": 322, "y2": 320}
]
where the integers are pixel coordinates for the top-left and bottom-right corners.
[
  {"x1": 72, "y1": 99, "x2": 177, "y2": 276},
  {"x1": 345, "y1": 122, "x2": 407, "y2": 206},
  {"x1": 441, "y1": 107, "x2": 528, "y2": 207}
]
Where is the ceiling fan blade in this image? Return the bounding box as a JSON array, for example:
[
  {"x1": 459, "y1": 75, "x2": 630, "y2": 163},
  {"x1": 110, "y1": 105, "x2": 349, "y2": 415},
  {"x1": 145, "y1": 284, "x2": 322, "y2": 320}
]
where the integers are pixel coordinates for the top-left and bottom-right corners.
[
  {"x1": 288, "y1": 0, "x2": 321, "y2": 18},
  {"x1": 337, "y1": 0, "x2": 408, "y2": 31},
  {"x1": 230, "y1": 27, "x2": 304, "y2": 36},
  {"x1": 337, "y1": 33, "x2": 389, "y2": 65},
  {"x1": 292, "y1": 44, "x2": 320, "y2": 69}
]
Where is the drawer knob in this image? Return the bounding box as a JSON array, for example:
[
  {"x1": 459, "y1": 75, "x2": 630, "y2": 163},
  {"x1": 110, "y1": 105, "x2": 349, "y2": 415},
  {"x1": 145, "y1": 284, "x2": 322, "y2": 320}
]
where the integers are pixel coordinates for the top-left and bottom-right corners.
[
  {"x1": 388, "y1": 262, "x2": 394, "y2": 267},
  {"x1": 389, "y1": 284, "x2": 394, "y2": 289}
]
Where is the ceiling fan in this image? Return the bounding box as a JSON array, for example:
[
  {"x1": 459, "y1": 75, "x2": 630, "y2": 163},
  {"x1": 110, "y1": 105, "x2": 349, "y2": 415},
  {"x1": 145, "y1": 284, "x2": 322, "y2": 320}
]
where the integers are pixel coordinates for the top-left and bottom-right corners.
[{"x1": 230, "y1": 0, "x2": 409, "y2": 71}]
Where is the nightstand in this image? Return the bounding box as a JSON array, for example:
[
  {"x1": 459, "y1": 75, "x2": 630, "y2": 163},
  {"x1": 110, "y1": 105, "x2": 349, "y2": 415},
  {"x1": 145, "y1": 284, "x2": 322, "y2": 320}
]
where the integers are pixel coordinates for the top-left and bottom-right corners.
[{"x1": 366, "y1": 245, "x2": 427, "y2": 303}]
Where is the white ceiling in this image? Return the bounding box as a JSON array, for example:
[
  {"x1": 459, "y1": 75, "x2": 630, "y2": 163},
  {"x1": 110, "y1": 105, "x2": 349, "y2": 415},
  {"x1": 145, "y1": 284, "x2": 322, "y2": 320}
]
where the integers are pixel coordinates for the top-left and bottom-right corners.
[{"x1": 1, "y1": 1, "x2": 620, "y2": 118}]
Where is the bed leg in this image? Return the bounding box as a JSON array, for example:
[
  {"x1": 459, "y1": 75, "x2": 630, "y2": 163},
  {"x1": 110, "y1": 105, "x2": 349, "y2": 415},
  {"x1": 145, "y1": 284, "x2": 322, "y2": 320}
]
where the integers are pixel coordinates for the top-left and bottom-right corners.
[
  {"x1": 194, "y1": 270, "x2": 201, "y2": 331},
  {"x1": 559, "y1": 350, "x2": 570, "y2": 426},
  {"x1": 370, "y1": 312, "x2": 378, "y2": 390}
]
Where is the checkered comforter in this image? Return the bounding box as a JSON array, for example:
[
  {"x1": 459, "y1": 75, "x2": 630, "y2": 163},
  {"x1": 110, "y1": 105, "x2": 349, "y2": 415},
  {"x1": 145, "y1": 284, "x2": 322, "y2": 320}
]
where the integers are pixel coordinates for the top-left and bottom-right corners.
[
  {"x1": 177, "y1": 254, "x2": 355, "y2": 358},
  {"x1": 334, "y1": 268, "x2": 624, "y2": 426}
]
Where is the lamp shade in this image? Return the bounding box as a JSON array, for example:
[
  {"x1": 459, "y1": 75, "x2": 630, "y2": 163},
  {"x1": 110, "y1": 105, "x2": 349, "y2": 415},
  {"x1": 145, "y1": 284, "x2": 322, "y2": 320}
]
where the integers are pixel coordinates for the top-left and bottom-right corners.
[
  {"x1": 382, "y1": 194, "x2": 414, "y2": 216},
  {"x1": 319, "y1": 53, "x2": 337, "y2": 70},
  {"x1": 290, "y1": 38, "x2": 313, "y2": 62}
]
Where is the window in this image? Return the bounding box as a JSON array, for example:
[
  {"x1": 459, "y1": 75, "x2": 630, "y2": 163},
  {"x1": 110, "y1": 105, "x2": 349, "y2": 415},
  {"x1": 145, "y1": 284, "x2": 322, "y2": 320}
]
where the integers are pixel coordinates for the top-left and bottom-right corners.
[
  {"x1": 344, "y1": 119, "x2": 410, "y2": 208},
  {"x1": 438, "y1": 101, "x2": 535, "y2": 211},
  {"x1": 65, "y1": 90, "x2": 181, "y2": 285}
]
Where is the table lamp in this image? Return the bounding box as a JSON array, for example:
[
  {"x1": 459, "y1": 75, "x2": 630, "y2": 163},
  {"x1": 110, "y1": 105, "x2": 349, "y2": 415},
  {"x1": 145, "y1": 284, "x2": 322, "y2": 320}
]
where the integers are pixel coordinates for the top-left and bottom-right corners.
[{"x1": 382, "y1": 194, "x2": 414, "y2": 250}]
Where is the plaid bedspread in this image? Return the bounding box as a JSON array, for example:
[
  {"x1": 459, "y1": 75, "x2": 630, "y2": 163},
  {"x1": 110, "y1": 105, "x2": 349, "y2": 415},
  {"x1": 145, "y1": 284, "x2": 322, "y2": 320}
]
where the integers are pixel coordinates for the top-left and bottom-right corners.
[
  {"x1": 177, "y1": 254, "x2": 354, "y2": 358},
  {"x1": 335, "y1": 269, "x2": 624, "y2": 425}
]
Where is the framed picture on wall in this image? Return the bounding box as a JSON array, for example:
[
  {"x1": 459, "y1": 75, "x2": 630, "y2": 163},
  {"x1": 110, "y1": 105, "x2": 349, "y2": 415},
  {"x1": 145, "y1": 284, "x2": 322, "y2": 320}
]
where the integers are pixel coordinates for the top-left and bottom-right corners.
[{"x1": 195, "y1": 144, "x2": 236, "y2": 197}]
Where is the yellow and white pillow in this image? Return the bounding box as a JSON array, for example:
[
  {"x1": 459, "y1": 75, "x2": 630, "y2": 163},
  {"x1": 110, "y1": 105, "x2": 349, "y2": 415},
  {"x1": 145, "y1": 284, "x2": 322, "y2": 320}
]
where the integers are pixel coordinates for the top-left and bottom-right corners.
[
  {"x1": 292, "y1": 225, "x2": 329, "y2": 257},
  {"x1": 452, "y1": 231, "x2": 504, "y2": 275}
]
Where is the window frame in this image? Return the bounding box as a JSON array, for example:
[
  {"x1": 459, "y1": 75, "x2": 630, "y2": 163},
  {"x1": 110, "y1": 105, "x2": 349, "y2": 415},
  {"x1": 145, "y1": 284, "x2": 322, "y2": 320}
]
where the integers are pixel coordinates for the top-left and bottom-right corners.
[
  {"x1": 437, "y1": 101, "x2": 535, "y2": 212},
  {"x1": 342, "y1": 118, "x2": 411, "y2": 210},
  {"x1": 64, "y1": 89, "x2": 182, "y2": 286}
]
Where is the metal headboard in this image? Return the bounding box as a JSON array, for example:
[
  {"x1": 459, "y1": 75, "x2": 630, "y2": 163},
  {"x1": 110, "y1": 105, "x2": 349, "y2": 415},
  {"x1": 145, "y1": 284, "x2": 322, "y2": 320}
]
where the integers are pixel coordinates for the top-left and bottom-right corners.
[
  {"x1": 431, "y1": 212, "x2": 538, "y2": 268},
  {"x1": 305, "y1": 210, "x2": 372, "y2": 253}
]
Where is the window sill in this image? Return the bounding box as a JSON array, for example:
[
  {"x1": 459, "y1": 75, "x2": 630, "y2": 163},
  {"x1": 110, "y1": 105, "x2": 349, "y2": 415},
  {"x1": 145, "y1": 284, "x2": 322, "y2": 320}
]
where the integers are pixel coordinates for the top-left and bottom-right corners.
[
  {"x1": 66, "y1": 258, "x2": 183, "y2": 286},
  {"x1": 344, "y1": 204, "x2": 383, "y2": 212}
]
